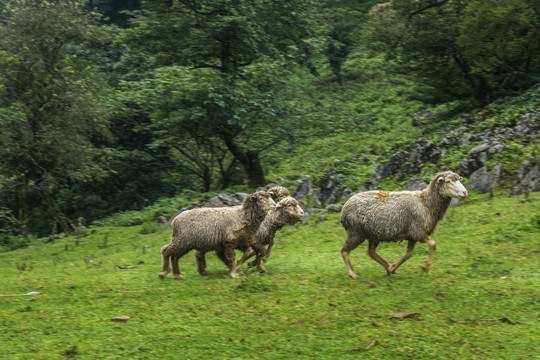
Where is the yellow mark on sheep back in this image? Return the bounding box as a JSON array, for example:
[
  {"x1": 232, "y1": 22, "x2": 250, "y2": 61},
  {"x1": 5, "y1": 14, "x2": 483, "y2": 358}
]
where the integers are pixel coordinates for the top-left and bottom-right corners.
[{"x1": 376, "y1": 191, "x2": 390, "y2": 203}]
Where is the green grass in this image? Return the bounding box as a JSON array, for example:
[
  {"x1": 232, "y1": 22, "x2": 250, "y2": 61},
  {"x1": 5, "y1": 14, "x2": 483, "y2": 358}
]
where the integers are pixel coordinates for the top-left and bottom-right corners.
[{"x1": 1, "y1": 192, "x2": 539, "y2": 359}]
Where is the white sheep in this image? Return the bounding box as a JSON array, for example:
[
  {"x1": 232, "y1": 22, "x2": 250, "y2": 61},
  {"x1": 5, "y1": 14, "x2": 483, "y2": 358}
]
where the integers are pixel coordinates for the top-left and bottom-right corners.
[
  {"x1": 193, "y1": 186, "x2": 291, "y2": 276},
  {"x1": 244, "y1": 196, "x2": 305, "y2": 272},
  {"x1": 159, "y1": 191, "x2": 276, "y2": 279},
  {"x1": 340, "y1": 171, "x2": 468, "y2": 277}
]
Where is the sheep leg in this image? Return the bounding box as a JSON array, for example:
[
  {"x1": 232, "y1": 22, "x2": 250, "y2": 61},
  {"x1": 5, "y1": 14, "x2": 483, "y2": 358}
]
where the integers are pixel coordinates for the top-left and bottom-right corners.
[
  {"x1": 367, "y1": 241, "x2": 393, "y2": 275},
  {"x1": 245, "y1": 250, "x2": 257, "y2": 267},
  {"x1": 247, "y1": 242, "x2": 268, "y2": 272},
  {"x1": 388, "y1": 240, "x2": 416, "y2": 274},
  {"x1": 159, "y1": 246, "x2": 171, "y2": 279},
  {"x1": 195, "y1": 250, "x2": 209, "y2": 275},
  {"x1": 232, "y1": 247, "x2": 253, "y2": 276},
  {"x1": 222, "y1": 246, "x2": 241, "y2": 278},
  {"x1": 340, "y1": 233, "x2": 364, "y2": 279},
  {"x1": 421, "y1": 237, "x2": 437, "y2": 271},
  {"x1": 215, "y1": 249, "x2": 229, "y2": 266},
  {"x1": 171, "y1": 255, "x2": 184, "y2": 280},
  {"x1": 262, "y1": 240, "x2": 275, "y2": 263}
]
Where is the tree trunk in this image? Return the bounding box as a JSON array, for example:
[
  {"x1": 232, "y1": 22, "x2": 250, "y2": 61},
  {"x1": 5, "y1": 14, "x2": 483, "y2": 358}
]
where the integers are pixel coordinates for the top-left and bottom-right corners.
[
  {"x1": 474, "y1": 74, "x2": 490, "y2": 106},
  {"x1": 15, "y1": 176, "x2": 29, "y2": 236},
  {"x1": 39, "y1": 189, "x2": 73, "y2": 234},
  {"x1": 202, "y1": 165, "x2": 211, "y2": 192},
  {"x1": 222, "y1": 138, "x2": 266, "y2": 188}
]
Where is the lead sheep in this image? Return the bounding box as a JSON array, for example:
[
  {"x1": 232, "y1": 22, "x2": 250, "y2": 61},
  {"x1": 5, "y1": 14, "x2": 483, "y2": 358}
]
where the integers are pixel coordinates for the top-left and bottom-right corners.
[
  {"x1": 340, "y1": 171, "x2": 468, "y2": 277},
  {"x1": 193, "y1": 186, "x2": 291, "y2": 275},
  {"x1": 244, "y1": 196, "x2": 305, "y2": 272},
  {"x1": 159, "y1": 191, "x2": 276, "y2": 279}
]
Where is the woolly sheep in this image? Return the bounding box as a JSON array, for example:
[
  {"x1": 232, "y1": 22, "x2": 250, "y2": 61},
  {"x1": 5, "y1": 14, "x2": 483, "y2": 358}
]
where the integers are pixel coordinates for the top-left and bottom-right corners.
[
  {"x1": 194, "y1": 186, "x2": 291, "y2": 275},
  {"x1": 340, "y1": 171, "x2": 468, "y2": 277},
  {"x1": 159, "y1": 191, "x2": 276, "y2": 279},
  {"x1": 244, "y1": 196, "x2": 305, "y2": 272}
]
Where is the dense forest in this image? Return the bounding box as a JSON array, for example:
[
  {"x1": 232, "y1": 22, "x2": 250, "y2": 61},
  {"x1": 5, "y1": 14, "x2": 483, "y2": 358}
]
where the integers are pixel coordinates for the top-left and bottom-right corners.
[{"x1": 1, "y1": 0, "x2": 540, "y2": 240}]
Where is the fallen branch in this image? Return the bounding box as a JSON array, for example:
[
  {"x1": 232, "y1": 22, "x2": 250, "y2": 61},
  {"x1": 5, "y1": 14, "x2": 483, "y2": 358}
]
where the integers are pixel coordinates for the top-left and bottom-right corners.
[
  {"x1": 0, "y1": 292, "x2": 42, "y2": 297},
  {"x1": 347, "y1": 340, "x2": 378, "y2": 352}
]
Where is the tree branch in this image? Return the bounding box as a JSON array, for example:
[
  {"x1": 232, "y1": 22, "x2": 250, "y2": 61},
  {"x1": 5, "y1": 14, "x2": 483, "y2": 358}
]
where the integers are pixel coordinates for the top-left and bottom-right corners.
[{"x1": 408, "y1": 0, "x2": 450, "y2": 21}]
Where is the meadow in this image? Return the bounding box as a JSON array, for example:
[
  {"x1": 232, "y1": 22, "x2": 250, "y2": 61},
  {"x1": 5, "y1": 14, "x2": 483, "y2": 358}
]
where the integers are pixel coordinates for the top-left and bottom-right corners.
[{"x1": 1, "y1": 191, "x2": 539, "y2": 359}]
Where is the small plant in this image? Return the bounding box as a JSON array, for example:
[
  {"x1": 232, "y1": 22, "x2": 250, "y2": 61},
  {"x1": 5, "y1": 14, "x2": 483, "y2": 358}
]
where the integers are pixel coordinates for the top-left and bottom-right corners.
[
  {"x1": 140, "y1": 221, "x2": 159, "y2": 234},
  {"x1": 62, "y1": 345, "x2": 78, "y2": 358}
]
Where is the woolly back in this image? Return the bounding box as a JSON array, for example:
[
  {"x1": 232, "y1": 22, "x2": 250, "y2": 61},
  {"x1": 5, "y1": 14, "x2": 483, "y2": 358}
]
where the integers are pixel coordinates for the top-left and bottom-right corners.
[
  {"x1": 341, "y1": 171, "x2": 465, "y2": 240},
  {"x1": 170, "y1": 206, "x2": 244, "y2": 249}
]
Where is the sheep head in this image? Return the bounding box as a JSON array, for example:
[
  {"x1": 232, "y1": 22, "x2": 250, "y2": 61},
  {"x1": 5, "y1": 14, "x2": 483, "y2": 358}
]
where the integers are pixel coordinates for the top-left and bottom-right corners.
[
  {"x1": 267, "y1": 186, "x2": 291, "y2": 202},
  {"x1": 435, "y1": 171, "x2": 468, "y2": 199},
  {"x1": 246, "y1": 191, "x2": 277, "y2": 212},
  {"x1": 276, "y1": 197, "x2": 304, "y2": 223}
]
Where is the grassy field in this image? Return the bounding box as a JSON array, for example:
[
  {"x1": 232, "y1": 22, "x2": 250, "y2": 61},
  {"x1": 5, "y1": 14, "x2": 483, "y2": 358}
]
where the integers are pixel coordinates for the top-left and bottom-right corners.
[{"x1": 1, "y1": 191, "x2": 539, "y2": 359}]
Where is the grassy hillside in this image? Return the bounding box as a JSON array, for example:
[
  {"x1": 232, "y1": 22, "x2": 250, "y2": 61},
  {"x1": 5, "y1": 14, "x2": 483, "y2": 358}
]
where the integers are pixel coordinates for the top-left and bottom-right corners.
[{"x1": 1, "y1": 190, "x2": 539, "y2": 359}]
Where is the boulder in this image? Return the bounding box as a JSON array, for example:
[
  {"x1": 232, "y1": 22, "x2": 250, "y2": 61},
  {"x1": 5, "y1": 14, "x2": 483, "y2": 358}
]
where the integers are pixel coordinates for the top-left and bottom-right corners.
[
  {"x1": 373, "y1": 138, "x2": 442, "y2": 181},
  {"x1": 467, "y1": 163, "x2": 503, "y2": 193},
  {"x1": 203, "y1": 193, "x2": 242, "y2": 208},
  {"x1": 292, "y1": 177, "x2": 313, "y2": 203},
  {"x1": 317, "y1": 173, "x2": 345, "y2": 207},
  {"x1": 400, "y1": 177, "x2": 427, "y2": 191},
  {"x1": 458, "y1": 141, "x2": 505, "y2": 177},
  {"x1": 510, "y1": 157, "x2": 540, "y2": 196},
  {"x1": 412, "y1": 110, "x2": 436, "y2": 127}
]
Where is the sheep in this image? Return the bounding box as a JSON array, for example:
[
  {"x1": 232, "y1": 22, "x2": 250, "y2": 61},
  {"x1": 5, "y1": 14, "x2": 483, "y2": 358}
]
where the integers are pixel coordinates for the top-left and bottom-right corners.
[
  {"x1": 266, "y1": 186, "x2": 291, "y2": 202},
  {"x1": 193, "y1": 186, "x2": 291, "y2": 275},
  {"x1": 159, "y1": 191, "x2": 276, "y2": 279},
  {"x1": 340, "y1": 171, "x2": 468, "y2": 278},
  {"x1": 244, "y1": 196, "x2": 305, "y2": 272}
]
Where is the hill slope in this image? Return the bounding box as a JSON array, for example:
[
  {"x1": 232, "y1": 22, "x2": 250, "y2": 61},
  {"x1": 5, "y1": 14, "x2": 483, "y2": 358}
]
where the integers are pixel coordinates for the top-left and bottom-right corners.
[{"x1": 1, "y1": 191, "x2": 539, "y2": 359}]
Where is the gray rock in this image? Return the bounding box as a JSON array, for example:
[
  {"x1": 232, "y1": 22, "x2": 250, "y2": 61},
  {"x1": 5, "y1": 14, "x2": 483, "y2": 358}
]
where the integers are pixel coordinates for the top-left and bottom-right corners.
[
  {"x1": 459, "y1": 141, "x2": 505, "y2": 176},
  {"x1": 400, "y1": 177, "x2": 427, "y2": 191},
  {"x1": 292, "y1": 177, "x2": 313, "y2": 202},
  {"x1": 373, "y1": 138, "x2": 442, "y2": 181},
  {"x1": 511, "y1": 157, "x2": 540, "y2": 196},
  {"x1": 325, "y1": 204, "x2": 343, "y2": 212},
  {"x1": 204, "y1": 193, "x2": 243, "y2": 208},
  {"x1": 412, "y1": 110, "x2": 436, "y2": 127},
  {"x1": 467, "y1": 163, "x2": 503, "y2": 193}
]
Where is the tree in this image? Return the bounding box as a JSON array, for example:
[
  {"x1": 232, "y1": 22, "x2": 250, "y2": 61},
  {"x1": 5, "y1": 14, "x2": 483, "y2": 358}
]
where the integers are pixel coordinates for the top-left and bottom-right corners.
[
  {"x1": 120, "y1": 0, "x2": 318, "y2": 188},
  {"x1": 363, "y1": 0, "x2": 540, "y2": 105},
  {"x1": 0, "y1": 0, "x2": 113, "y2": 234}
]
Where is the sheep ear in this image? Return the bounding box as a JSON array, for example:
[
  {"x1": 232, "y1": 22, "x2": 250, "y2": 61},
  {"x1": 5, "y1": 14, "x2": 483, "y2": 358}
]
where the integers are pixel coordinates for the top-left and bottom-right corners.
[
  {"x1": 437, "y1": 176, "x2": 444, "y2": 183},
  {"x1": 248, "y1": 194, "x2": 257, "y2": 201}
]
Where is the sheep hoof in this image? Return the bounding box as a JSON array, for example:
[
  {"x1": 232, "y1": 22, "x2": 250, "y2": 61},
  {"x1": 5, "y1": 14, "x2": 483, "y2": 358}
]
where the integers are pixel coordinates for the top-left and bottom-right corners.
[
  {"x1": 173, "y1": 274, "x2": 184, "y2": 280},
  {"x1": 158, "y1": 272, "x2": 168, "y2": 279},
  {"x1": 230, "y1": 272, "x2": 240, "y2": 279},
  {"x1": 349, "y1": 273, "x2": 359, "y2": 279},
  {"x1": 421, "y1": 264, "x2": 430, "y2": 272},
  {"x1": 258, "y1": 265, "x2": 266, "y2": 273}
]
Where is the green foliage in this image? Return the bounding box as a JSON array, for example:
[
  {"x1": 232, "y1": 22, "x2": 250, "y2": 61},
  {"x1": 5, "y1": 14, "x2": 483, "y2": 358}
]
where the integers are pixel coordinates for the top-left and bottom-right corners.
[
  {"x1": 362, "y1": 0, "x2": 540, "y2": 105},
  {"x1": 0, "y1": 0, "x2": 116, "y2": 233},
  {"x1": 485, "y1": 143, "x2": 529, "y2": 174},
  {"x1": 0, "y1": 192, "x2": 538, "y2": 358}
]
